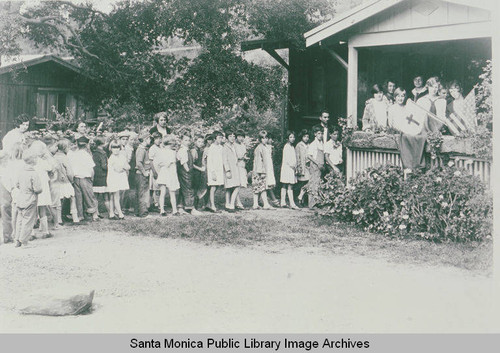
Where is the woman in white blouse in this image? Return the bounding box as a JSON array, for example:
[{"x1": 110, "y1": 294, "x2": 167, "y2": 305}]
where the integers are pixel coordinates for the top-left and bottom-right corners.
[{"x1": 362, "y1": 84, "x2": 389, "y2": 131}]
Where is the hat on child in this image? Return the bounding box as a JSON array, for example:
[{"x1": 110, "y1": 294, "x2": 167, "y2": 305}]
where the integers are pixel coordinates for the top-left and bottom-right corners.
[{"x1": 117, "y1": 130, "x2": 130, "y2": 138}]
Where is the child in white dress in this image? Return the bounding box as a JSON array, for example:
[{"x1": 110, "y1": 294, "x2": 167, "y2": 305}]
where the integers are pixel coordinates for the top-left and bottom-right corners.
[
  {"x1": 154, "y1": 135, "x2": 179, "y2": 216},
  {"x1": 206, "y1": 131, "x2": 224, "y2": 212},
  {"x1": 280, "y1": 131, "x2": 299, "y2": 209},
  {"x1": 31, "y1": 140, "x2": 57, "y2": 239},
  {"x1": 53, "y1": 139, "x2": 78, "y2": 225},
  {"x1": 107, "y1": 140, "x2": 130, "y2": 219}
]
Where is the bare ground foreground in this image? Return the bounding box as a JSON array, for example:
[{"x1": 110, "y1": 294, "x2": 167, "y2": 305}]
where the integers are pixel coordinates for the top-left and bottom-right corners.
[{"x1": 0, "y1": 208, "x2": 498, "y2": 333}]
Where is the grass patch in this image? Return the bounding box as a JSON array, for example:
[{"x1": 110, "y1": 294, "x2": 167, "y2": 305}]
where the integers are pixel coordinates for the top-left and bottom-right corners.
[
  {"x1": 86, "y1": 186, "x2": 493, "y2": 273},
  {"x1": 88, "y1": 207, "x2": 492, "y2": 274}
]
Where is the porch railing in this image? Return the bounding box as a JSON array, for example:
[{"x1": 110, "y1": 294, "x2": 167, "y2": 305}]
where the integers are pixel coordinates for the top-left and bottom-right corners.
[{"x1": 345, "y1": 132, "x2": 491, "y2": 186}]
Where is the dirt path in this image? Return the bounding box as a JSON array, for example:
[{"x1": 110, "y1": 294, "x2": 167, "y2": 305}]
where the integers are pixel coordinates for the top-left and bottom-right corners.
[{"x1": 0, "y1": 213, "x2": 498, "y2": 333}]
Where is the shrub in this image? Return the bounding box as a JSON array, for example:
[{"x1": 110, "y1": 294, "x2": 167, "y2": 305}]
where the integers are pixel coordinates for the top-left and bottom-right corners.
[
  {"x1": 319, "y1": 163, "x2": 492, "y2": 242},
  {"x1": 396, "y1": 164, "x2": 492, "y2": 241},
  {"x1": 319, "y1": 164, "x2": 404, "y2": 230}
]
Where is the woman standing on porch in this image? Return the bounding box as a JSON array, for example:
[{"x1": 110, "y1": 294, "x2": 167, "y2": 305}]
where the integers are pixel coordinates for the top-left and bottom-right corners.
[
  {"x1": 389, "y1": 87, "x2": 426, "y2": 176},
  {"x1": 362, "y1": 84, "x2": 389, "y2": 131},
  {"x1": 416, "y1": 77, "x2": 447, "y2": 134}
]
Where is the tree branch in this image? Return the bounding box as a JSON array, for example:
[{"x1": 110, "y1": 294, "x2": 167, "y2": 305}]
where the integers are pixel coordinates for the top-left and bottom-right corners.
[
  {"x1": 16, "y1": 13, "x2": 130, "y2": 79},
  {"x1": 57, "y1": 1, "x2": 109, "y2": 18}
]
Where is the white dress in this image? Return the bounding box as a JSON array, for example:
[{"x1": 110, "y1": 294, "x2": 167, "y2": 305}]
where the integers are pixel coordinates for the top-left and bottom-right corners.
[
  {"x1": 264, "y1": 145, "x2": 276, "y2": 187},
  {"x1": 280, "y1": 144, "x2": 297, "y2": 184},
  {"x1": 34, "y1": 158, "x2": 53, "y2": 207},
  {"x1": 234, "y1": 142, "x2": 248, "y2": 188},
  {"x1": 206, "y1": 144, "x2": 224, "y2": 186},
  {"x1": 154, "y1": 147, "x2": 179, "y2": 191},
  {"x1": 106, "y1": 154, "x2": 130, "y2": 192}
]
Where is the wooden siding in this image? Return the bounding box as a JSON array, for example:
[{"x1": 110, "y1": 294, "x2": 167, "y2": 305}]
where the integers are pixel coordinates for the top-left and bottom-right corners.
[
  {"x1": 358, "y1": 0, "x2": 490, "y2": 34},
  {"x1": 0, "y1": 60, "x2": 96, "y2": 139}
]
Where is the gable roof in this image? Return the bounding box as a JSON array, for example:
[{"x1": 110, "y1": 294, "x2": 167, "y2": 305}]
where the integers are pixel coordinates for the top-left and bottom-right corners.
[
  {"x1": 304, "y1": 0, "x2": 494, "y2": 47},
  {"x1": 0, "y1": 54, "x2": 82, "y2": 76}
]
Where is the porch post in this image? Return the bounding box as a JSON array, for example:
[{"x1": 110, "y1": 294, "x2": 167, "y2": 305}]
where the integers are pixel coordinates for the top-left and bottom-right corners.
[{"x1": 347, "y1": 45, "x2": 358, "y2": 129}]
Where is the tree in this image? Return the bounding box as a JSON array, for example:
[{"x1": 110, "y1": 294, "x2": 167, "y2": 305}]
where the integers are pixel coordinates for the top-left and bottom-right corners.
[{"x1": 1, "y1": 0, "x2": 362, "y2": 125}]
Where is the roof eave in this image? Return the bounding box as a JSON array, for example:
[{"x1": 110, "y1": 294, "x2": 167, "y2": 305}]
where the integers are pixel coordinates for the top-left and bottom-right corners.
[
  {"x1": 0, "y1": 55, "x2": 84, "y2": 76},
  {"x1": 304, "y1": 0, "x2": 403, "y2": 48}
]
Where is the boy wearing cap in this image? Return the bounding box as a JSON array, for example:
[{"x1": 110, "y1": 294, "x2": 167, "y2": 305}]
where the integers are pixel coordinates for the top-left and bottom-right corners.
[
  {"x1": 135, "y1": 131, "x2": 152, "y2": 217},
  {"x1": 118, "y1": 131, "x2": 133, "y2": 163},
  {"x1": 70, "y1": 136, "x2": 99, "y2": 221}
]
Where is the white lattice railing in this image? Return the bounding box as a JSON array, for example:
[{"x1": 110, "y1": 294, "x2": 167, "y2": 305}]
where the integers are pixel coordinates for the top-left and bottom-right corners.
[{"x1": 346, "y1": 147, "x2": 491, "y2": 186}]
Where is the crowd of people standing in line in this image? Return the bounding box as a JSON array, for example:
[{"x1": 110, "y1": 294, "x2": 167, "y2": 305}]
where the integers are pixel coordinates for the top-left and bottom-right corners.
[
  {"x1": 0, "y1": 111, "x2": 343, "y2": 248},
  {"x1": 1, "y1": 75, "x2": 470, "y2": 248}
]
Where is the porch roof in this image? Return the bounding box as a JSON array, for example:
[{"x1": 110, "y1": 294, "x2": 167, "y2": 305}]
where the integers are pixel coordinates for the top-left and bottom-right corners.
[{"x1": 304, "y1": 0, "x2": 494, "y2": 47}]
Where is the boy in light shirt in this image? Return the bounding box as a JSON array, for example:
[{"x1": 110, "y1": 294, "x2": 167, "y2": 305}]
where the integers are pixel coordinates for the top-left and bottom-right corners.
[
  {"x1": 324, "y1": 127, "x2": 343, "y2": 174},
  {"x1": 14, "y1": 149, "x2": 42, "y2": 247},
  {"x1": 70, "y1": 136, "x2": 98, "y2": 221},
  {"x1": 306, "y1": 126, "x2": 324, "y2": 208}
]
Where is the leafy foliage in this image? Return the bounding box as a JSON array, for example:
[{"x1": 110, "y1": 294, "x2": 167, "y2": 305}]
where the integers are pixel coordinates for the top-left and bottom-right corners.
[
  {"x1": 246, "y1": 0, "x2": 338, "y2": 48},
  {"x1": 318, "y1": 164, "x2": 492, "y2": 242},
  {"x1": 471, "y1": 60, "x2": 493, "y2": 160},
  {"x1": 2, "y1": 0, "x2": 358, "y2": 126},
  {"x1": 165, "y1": 50, "x2": 284, "y2": 120}
]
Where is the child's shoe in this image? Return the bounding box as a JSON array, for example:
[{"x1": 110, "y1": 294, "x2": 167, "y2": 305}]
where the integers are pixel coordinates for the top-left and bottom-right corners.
[{"x1": 191, "y1": 209, "x2": 202, "y2": 216}]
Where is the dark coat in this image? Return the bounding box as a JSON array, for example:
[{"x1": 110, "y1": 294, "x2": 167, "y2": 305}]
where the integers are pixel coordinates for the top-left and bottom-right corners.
[{"x1": 92, "y1": 148, "x2": 108, "y2": 187}]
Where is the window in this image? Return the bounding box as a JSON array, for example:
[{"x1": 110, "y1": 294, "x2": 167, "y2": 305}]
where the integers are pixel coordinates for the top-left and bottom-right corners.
[{"x1": 36, "y1": 90, "x2": 76, "y2": 119}]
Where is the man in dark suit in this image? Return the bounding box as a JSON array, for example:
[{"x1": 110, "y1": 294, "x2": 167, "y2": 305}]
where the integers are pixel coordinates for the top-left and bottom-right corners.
[{"x1": 313, "y1": 110, "x2": 330, "y2": 145}]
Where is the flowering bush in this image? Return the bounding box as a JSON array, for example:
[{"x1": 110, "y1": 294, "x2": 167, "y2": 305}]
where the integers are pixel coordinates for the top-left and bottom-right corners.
[
  {"x1": 395, "y1": 165, "x2": 492, "y2": 241},
  {"x1": 319, "y1": 163, "x2": 492, "y2": 242},
  {"x1": 319, "y1": 165, "x2": 404, "y2": 230}
]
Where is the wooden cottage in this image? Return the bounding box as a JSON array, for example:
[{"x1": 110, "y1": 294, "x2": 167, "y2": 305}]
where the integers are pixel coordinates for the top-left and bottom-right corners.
[
  {"x1": 244, "y1": 0, "x2": 492, "y2": 184},
  {"x1": 302, "y1": 0, "x2": 492, "y2": 129},
  {"x1": 302, "y1": 0, "x2": 492, "y2": 184},
  {"x1": 0, "y1": 55, "x2": 97, "y2": 140}
]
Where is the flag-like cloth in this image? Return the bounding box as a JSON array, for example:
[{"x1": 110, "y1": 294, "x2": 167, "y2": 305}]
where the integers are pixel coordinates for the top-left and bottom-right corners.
[
  {"x1": 392, "y1": 102, "x2": 428, "y2": 170},
  {"x1": 397, "y1": 102, "x2": 426, "y2": 136},
  {"x1": 446, "y1": 89, "x2": 477, "y2": 136}
]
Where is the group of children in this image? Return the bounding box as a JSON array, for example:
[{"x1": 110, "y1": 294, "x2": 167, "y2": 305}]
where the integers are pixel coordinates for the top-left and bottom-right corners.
[{"x1": 0, "y1": 117, "x2": 344, "y2": 248}]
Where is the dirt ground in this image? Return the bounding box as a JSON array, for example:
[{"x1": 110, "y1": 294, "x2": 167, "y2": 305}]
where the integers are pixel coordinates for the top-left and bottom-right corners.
[{"x1": 0, "y1": 209, "x2": 498, "y2": 333}]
